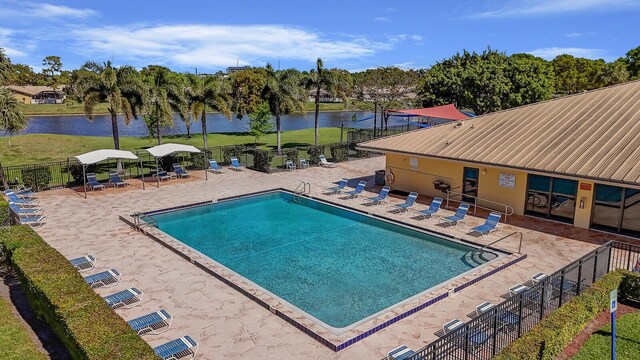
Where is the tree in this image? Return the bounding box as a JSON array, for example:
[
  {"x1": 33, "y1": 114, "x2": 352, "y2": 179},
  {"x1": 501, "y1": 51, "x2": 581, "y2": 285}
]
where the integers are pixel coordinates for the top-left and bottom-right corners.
[
  {"x1": 11, "y1": 64, "x2": 45, "y2": 86},
  {"x1": 623, "y1": 45, "x2": 640, "y2": 79},
  {"x1": 141, "y1": 65, "x2": 187, "y2": 144},
  {"x1": 0, "y1": 87, "x2": 27, "y2": 188},
  {"x1": 75, "y1": 61, "x2": 144, "y2": 150},
  {"x1": 0, "y1": 49, "x2": 13, "y2": 86},
  {"x1": 249, "y1": 101, "x2": 273, "y2": 144},
  {"x1": 42, "y1": 56, "x2": 63, "y2": 88},
  {"x1": 506, "y1": 53, "x2": 555, "y2": 108},
  {"x1": 301, "y1": 58, "x2": 348, "y2": 145},
  {"x1": 229, "y1": 68, "x2": 267, "y2": 119},
  {"x1": 261, "y1": 64, "x2": 305, "y2": 153},
  {"x1": 552, "y1": 55, "x2": 603, "y2": 94},
  {"x1": 184, "y1": 74, "x2": 231, "y2": 149},
  {"x1": 594, "y1": 60, "x2": 629, "y2": 87}
]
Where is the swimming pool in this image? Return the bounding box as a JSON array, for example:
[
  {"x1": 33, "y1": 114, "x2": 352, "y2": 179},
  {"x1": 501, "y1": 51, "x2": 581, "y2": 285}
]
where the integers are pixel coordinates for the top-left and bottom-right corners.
[{"x1": 147, "y1": 191, "x2": 497, "y2": 332}]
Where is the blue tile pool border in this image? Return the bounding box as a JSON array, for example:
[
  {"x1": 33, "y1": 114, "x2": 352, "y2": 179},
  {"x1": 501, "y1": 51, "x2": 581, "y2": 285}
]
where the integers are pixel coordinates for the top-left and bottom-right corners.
[{"x1": 122, "y1": 189, "x2": 528, "y2": 352}]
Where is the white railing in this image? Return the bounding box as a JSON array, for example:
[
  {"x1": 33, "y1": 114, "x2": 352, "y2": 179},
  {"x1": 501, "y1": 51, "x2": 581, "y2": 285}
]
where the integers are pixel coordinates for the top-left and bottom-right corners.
[{"x1": 446, "y1": 190, "x2": 515, "y2": 221}]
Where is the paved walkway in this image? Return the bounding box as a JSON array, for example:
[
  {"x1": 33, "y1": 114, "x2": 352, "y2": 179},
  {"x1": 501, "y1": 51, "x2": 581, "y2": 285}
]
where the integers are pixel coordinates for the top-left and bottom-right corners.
[{"x1": 33, "y1": 157, "x2": 607, "y2": 359}]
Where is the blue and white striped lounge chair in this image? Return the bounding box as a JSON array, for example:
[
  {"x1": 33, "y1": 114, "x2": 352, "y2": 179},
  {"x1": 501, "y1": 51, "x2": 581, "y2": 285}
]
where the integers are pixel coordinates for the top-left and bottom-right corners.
[
  {"x1": 387, "y1": 345, "x2": 415, "y2": 360},
  {"x1": 633, "y1": 257, "x2": 640, "y2": 273},
  {"x1": 86, "y1": 173, "x2": 105, "y2": 191},
  {"x1": 343, "y1": 180, "x2": 366, "y2": 199},
  {"x1": 6, "y1": 192, "x2": 39, "y2": 206},
  {"x1": 128, "y1": 309, "x2": 173, "y2": 335},
  {"x1": 468, "y1": 328, "x2": 491, "y2": 350},
  {"x1": 108, "y1": 172, "x2": 128, "y2": 187},
  {"x1": 154, "y1": 336, "x2": 199, "y2": 360},
  {"x1": 208, "y1": 160, "x2": 223, "y2": 174},
  {"x1": 18, "y1": 215, "x2": 47, "y2": 227},
  {"x1": 9, "y1": 204, "x2": 44, "y2": 217},
  {"x1": 323, "y1": 179, "x2": 348, "y2": 195},
  {"x1": 4, "y1": 189, "x2": 36, "y2": 199},
  {"x1": 389, "y1": 192, "x2": 418, "y2": 213},
  {"x1": 153, "y1": 171, "x2": 172, "y2": 181},
  {"x1": 230, "y1": 157, "x2": 246, "y2": 171},
  {"x1": 318, "y1": 154, "x2": 336, "y2": 168},
  {"x1": 299, "y1": 158, "x2": 310, "y2": 169},
  {"x1": 103, "y1": 287, "x2": 143, "y2": 309},
  {"x1": 172, "y1": 163, "x2": 191, "y2": 178},
  {"x1": 440, "y1": 203, "x2": 470, "y2": 226},
  {"x1": 285, "y1": 160, "x2": 296, "y2": 171},
  {"x1": 531, "y1": 272, "x2": 549, "y2": 283},
  {"x1": 363, "y1": 186, "x2": 390, "y2": 205},
  {"x1": 470, "y1": 212, "x2": 502, "y2": 235},
  {"x1": 69, "y1": 255, "x2": 96, "y2": 272},
  {"x1": 84, "y1": 269, "x2": 120, "y2": 288},
  {"x1": 440, "y1": 319, "x2": 465, "y2": 336},
  {"x1": 415, "y1": 197, "x2": 443, "y2": 219}
]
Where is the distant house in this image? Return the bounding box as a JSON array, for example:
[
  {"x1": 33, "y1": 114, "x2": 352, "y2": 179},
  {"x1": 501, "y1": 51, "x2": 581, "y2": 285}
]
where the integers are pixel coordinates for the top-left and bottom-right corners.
[
  {"x1": 4, "y1": 85, "x2": 65, "y2": 104},
  {"x1": 226, "y1": 66, "x2": 251, "y2": 75}
]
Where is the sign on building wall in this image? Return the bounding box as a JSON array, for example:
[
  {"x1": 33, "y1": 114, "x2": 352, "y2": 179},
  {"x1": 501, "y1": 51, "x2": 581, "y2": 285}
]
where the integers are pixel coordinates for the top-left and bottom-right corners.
[
  {"x1": 499, "y1": 172, "x2": 516, "y2": 188},
  {"x1": 410, "y1": 158, "x2": 418, "y2": 170}
]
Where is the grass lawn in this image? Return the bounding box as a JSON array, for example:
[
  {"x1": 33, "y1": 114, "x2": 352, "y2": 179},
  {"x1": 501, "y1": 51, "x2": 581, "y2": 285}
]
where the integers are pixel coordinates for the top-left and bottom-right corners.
[
  {"x1": 572, "y1": 313, "x2": 640, "y2": 360},
  {"x1": 18, "y1": 101, "x2": 349, "y2": 116},
  {"x1": 0, "y1": 297, "x2": 47, "y2": 360},
  {"x1": 0, "y1": 128, "x2": 344, "y2": 165}
]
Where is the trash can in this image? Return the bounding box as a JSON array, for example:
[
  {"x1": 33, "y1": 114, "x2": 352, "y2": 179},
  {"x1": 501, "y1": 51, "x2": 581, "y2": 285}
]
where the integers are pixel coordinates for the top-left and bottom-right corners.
[{"x1": 374, "y1": 169, "x2": 386, "y2": 186}]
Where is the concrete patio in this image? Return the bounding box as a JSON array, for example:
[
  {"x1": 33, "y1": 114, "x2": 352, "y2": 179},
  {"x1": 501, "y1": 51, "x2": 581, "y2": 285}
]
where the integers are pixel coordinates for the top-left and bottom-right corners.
[{"x1": 32, "y1": 157, "x2": 619, "y2": 359}]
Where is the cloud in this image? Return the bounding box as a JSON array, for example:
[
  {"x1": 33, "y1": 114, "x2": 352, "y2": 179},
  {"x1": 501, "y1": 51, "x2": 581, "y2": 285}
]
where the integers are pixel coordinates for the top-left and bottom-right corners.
[
  {"x1": 411, "y1": 35, "x2": 423, "y2": 41},
  {"x1": 476, "y1": 0, "x2": 639, "y2": 18},
  {"x1": 528, "y1": 47, "x2": 604, "y2": 60},
  {"x1": 71, "y1": 24, "x2": 399, "y2": 69},
  {"x1": 373, "y1": 17, "x2": 391, "y2": 22},
  {"x1": 0, "y1": 1, "x2": 96, "y2": 19},
  {"x1": 0, "y1": 27, "x2": 27, "y2": 59},
  {"x1": 565, "y1": 32, "x2": 583, "y2": 38}
]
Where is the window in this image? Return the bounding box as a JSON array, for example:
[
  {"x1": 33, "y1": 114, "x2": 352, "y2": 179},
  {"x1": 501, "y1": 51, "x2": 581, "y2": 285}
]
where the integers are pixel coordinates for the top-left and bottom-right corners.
[
  {"x1": 526, "y1": 175, "x2": 577, "y2": 223},
  {"x1": 592, "y1": 184, "x2": 640, "y2": 236}
]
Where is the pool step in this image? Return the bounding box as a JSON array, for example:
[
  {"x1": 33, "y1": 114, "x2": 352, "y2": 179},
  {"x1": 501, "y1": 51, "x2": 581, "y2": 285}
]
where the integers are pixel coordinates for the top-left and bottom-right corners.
[{"x1": 462, "y1": 250, "x2": 498, "y2": 266}]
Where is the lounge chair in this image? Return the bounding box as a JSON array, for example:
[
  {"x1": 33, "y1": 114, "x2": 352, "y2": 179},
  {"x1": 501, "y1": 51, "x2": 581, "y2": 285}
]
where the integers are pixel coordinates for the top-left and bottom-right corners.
[
  {"x1": 323, "y1": 179, "x2": 348, "y2": 195},
  {"x1": 415, "y1": 197, "x2": 443, "y2": 219},
  {"x1": 387, "y1": 345, "x2": 415, "y2": 360},
  {"x1": 103, "y1": 287, "x2": 143, "y2": 309},
  {"x1": 154, "y1": 336, "x2": 199, "y2": 360},
  {"x1": 285, "y1": 160, "x2": 296, "y2": 171},
  {"x1": 128, "y1": 309, "x2": 173, "y2": 335},
  {"x1": 468, "y1": 301, "x2": 495, "y2": 318},
  {"x1": 468, "y1": 328, "x2": 491, "y2": 350},
  {"x1": 4, "y1": 189, "x2": 35, "y2": 199},
  {"x1": 470, "y1": 212, "x2": 502, "y2": 235},
  {"x1": 18, "y1": 215, "x2": 47, "y2": 227},
  {"x1": 6, "y1": 192, "x2": 39, "y2": 206},
  {"x1": 389, "y1": 192, "x2": 418, "y2": 213},
  {"x1": 318, "y1": 154, "x2": 336, "y2": 168},
  {"x1": 343, "y1": 180, "x2": 366, "y2": 199},
  {"x1": 440, "y1": 203, "x2": 470, "y2": 226},
  {"x1": 108, "y1": 172, "x2": 128, "y2": 187},
  {"x1": 153, "y1": 171, "x2": 173, "y2": 181},
  {"x1": 363, "y1": 186, "x2": 390, "y2": 205},
  {"x1": 531, "y1": 272, "x2": 549, "y2": 283},
  {"x1": 633, "y1": 257, "x2": 640, "y2": 273},
  {"x1": 172, "y1": 163, "x2": 191, "y2": 178},
  {"x1": 497, "y1": 309, "x2": 520, "y2": 331},
  {"x1": 299, "y1": 158, "x2": 310, "y2": 169},
  {"x1": 509, "y1": 284, "x2": 529, "y2": 297},
  {"x1": 69, "y1": 255, "x2": 96, "y2": 272},
  {"x1": 9, "y1": 204, "x2": 44, "y2": 217},
  {"x1": 86, "y1": 173, "x2": 105, "y2": 191},
  {"x1": 435, "y1": 319, "x2": 465, "y2": 337},
  {"x1": 208, "y1": 160, "x2": 223, "y2": 174},
  {"x1": 84, "y1": 269, "x2": 120, "y2": 288},
  {"x1": 230, "y1": 157, "x2": 246, "y2": 171}
]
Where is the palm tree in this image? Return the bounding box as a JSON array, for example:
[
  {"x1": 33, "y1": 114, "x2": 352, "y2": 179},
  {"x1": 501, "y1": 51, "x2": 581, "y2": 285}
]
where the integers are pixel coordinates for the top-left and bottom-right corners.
[
  {"x1": 262, "y1": 64, "x2": 305, "y2": 153},
  {"x1": 0, "y1": 48, "x2": 13, "y2": 86},
  {"x1": 301, "y1": 58, "x2": 346, "y2": 145},
  {"x1": 184, "y1": 74, "x2": 231, "y2": 149},
  {"x1": 143, "y1": 66, "x2": 188, "y2": 145},
  {"x1": 0, "y1": 87, "x2": 27, "y2": 188},
  {"x1": 76, "y1": 61, "x2": 144, "y2": 150}
]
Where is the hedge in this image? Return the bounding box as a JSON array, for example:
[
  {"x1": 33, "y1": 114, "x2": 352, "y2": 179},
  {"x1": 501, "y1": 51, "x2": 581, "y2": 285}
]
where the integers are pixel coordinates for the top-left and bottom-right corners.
[
  {"x1": 494, "y1": 270, "x2": 627, "y2": 360},
  {"x1": 307, "y1": 145, "x2": 324, "y2": 165},
  {"x1": 0, "y1": 197, "x2": 8, "y2": 227},
  {"x1": 0, "y1": 226, "x2": 157, "y2": 360},
  {"x1": 21, "y1": 167, "x2": 52, "y2": 191},
  {"x1": 330, "y1": 143, "x2": 349, "y2": 162},
  {"x1": 0, "y1": 296, "x2": 47, "y2": 360}
]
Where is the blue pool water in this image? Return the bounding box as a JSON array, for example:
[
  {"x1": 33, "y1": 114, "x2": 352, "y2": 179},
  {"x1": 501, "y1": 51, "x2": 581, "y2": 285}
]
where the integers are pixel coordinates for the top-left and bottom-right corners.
[{"x1": 149, "y1": 191, "x2": 490, "y2": 330}]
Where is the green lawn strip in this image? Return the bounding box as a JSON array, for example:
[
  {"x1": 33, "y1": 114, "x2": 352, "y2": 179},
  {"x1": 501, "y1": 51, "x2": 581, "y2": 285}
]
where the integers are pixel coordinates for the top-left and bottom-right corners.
[
  {"x1": 0, "y1": 296, "x2": 47, "y2": 360},
  {"x1": 572, "y1": 313, "x2": 640, "y2": 360},
  {"x1": 0, "y1": 128, "x2": 344, "y2": 166}
]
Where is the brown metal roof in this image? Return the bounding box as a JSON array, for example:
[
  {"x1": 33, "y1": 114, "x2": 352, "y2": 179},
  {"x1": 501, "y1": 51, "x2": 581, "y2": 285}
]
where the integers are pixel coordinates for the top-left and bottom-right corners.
[
  {"x1": 4, "y1": 85, "x2": 62, "y2": 96},
  {"x1": 359, "y1": 80, "x2": 640, "y2": 186}
]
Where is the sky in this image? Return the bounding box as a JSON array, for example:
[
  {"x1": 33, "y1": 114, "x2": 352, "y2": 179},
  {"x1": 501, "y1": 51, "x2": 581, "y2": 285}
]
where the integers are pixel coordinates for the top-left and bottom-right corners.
[{"x1": 0, "y1": 0, "x2": 639, "y2": 73}]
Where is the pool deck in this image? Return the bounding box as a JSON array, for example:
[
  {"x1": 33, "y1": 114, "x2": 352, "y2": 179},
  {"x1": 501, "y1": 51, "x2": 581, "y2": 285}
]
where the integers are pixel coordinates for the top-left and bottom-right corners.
[{"x1": 32, "y1": 157, "x2": 627, "y2": 359}]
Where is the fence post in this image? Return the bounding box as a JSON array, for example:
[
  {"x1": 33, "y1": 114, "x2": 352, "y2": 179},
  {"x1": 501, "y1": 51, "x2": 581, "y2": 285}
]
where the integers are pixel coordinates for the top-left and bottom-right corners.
[
  {"x1": 576, "y1": 260, "x2": 583, "y2": 295},
  {"x1": 517, "y1": 297, "x2": 523, "y2": 337},
  {"x1": 607, "y1": 244, "x2": 612, "y2": 272},
  {"x1": 559, "y1": 270, "x2": 565, "y2": 308},
  {"x1": 491, "y1": 310, "x2": 499, "y2": 356},
  {"x1": 539, "y1": 284, "x2": 546, "y2": 321},
  {"x1": 592, "y1": 249, "x2": 599, "y2": 283},
  {"x1": 627, "y1": 247, "x2": 632, "y2": 270}
]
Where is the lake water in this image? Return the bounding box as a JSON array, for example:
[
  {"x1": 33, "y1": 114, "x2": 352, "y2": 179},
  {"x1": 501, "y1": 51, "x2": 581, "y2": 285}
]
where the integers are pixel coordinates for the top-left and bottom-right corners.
[{"x1": 6, "y1": 111, "x2": 411, "y2": 137}]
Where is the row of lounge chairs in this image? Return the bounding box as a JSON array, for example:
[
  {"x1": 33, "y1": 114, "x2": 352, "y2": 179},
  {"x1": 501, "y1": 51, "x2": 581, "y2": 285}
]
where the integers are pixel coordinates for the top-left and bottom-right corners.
[
  {"x1": 71, "y1": 255, "x2": 199, "y2": 359},
  {"x1": 323, "y1": 183, "x2": 503, "y2": 236},
  {"x1": 3, "y1": 188, "x2": 47, "y2": 227}
]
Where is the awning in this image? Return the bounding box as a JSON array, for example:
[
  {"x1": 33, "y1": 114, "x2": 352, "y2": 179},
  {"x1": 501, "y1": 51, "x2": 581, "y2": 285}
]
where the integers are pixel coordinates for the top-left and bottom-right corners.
[
  {"x1": 387, "y1": 104, "x2": 469, "y2": 121},
  {"x1": 75, "y1": 149, "x2": 139, "y2": 165},
  {"x1": 145, "y1": 143, "x2": 201, "y2": 157}
]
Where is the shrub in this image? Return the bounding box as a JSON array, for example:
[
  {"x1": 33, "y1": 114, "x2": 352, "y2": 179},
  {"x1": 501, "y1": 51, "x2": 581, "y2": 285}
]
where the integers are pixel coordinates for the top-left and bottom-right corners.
[
  {"x1": 66, "y1": 163, "x2": 97, "y2": 186},
  {"x1": 158, "y1": 155, "x2": 179, "y2": 172},
  {"x1": 0, "y1": 297, "x2": 47, "y2": 360},
  {"x1": 283, "y1": 148, "x2": 299, "y2": 167},
  {"x1": 221, "y1": 145, "x2": 246, "y2": 164},
  {"x1": 21, "y1": 166, "x2": 52, "y2": 191},
  {"x1": 252, "y1": 149, "x2": 273, "y2": 173},
  {"x1": 307, "y1": 145, "x2": 325, "y2": 165},
  {"x1": 494, "y1": 270, "x2": 625, "y2": 360},
  {"x1": 0, "y1": 197, "x2": 8, "y2": 227},
  {"x1": 0, "y1": 226, "x2": 157, "y2": 360},
  {"x1": 190, "y1": 149, "x2": 211, "y2": 170},
  {"x1": 619, "y1": 270, "x2": 640, "y2": 302},
  {"x1": 330, "y1": 143, "x2": 349, "y2": 162}
]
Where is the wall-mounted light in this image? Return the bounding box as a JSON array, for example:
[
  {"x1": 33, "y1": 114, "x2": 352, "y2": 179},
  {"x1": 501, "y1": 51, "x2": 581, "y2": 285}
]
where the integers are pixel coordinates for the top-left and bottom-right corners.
[
  {"x1": 482, "y1": 168, "x2": 487, "y2": 175},
  {"x1": 579, "y1": 197, "x2": 586, "y2": 209}
]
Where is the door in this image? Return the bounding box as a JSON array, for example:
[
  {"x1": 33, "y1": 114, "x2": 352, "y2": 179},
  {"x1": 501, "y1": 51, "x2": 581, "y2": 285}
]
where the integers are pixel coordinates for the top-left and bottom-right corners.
[{"x1": 462, "y1": 167, "x2": 479, "y2": 203}]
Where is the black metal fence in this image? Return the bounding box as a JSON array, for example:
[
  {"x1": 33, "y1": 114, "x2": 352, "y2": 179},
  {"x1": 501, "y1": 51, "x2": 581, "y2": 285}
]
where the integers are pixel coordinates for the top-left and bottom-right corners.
[
  {"x1": 347, "y1": 123, "x2": 422, "y2": 143},
  {"x1": 404, "y1": 241, "x2": 638, "y2": 360}
]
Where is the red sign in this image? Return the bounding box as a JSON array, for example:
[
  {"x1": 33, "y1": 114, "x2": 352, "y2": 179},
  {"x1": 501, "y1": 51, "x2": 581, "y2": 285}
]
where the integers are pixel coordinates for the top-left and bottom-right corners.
[{"x1": 580, "y1": 183, "x2": 592, "y2": 191}]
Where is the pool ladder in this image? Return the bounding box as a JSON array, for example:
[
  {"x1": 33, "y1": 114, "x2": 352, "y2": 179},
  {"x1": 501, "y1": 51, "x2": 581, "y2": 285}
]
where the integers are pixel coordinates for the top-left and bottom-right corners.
[
  {"x1": 293, "y1": 181, "x2": 311, "y2": 202},
  {"x1": 132, "y1": 212, "x2": 158, "y2": 232}
]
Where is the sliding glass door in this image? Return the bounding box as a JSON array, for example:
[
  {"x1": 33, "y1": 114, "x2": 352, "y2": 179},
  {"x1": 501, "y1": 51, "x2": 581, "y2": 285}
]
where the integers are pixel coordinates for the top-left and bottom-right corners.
[{"x1": 526, "y1": 174, "x2": 577, "y2": 223}]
